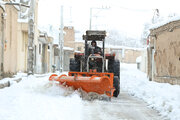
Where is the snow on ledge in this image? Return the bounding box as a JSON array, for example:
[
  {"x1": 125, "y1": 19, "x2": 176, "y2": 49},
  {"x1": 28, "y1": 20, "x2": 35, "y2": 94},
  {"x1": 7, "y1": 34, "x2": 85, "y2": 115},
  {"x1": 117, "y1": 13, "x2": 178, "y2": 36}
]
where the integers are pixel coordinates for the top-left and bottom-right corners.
[
  {"x1": 74, "y1": 50, "x2": 81, "y2": 53},
  {"x1": 150, "y1": 16, "x2": 180, "y2": 30},
  {"x1": 63, "y1": 47, "x2": 74, "y2": 51},
  {"x1": 18, "y1": 18, "x2": 28, "y2": 23},
  {"x1": 105, "y1": 45, "x2": 145, "y2": 51}
]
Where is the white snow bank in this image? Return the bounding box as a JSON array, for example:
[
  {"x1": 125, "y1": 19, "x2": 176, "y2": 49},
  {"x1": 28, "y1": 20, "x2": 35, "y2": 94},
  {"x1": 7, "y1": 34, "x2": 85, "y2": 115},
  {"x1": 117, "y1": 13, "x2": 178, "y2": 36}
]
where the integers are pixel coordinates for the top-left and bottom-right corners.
[
  {"x1": 0, "y1": 75, "x2": 83, "y2": 120},
  {"x1": 121, "y1": 63, "x2": 180, "y2": 120},
  {"x1": 0, "y1": 72, "x2": 27, "y2": 85}
]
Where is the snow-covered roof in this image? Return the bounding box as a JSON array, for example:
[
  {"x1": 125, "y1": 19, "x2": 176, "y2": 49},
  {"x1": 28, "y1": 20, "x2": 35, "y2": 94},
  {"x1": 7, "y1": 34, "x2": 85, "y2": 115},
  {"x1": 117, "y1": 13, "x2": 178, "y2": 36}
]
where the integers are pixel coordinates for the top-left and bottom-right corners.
[
  {"x1": 64, "y1": 26, "x2": 73, "y2": 29},
  {"x1": 105, "y1": 45, "x2": 144, "y2": 51},
  {"x1": 0, "y1": 0, "x2": 23, "y2": 11},
  {"x1": 75, "y1": 40, "x2": 84, "y2": 43},
  {"x1": 38, "y1": 25, "x2": 66, "y2": 44},
  {"x1": 52, "y1": 44, "x2": 74, "y2": 51},
  {"x1": 150, "y1": 15, "x2": 180, "y2": 30},
  {"x1": 63, "y1": 46, "x2": 74, "y2": 51},
  {"x1": 74, "y1": 50, "x2": 81, "y2": 53}
]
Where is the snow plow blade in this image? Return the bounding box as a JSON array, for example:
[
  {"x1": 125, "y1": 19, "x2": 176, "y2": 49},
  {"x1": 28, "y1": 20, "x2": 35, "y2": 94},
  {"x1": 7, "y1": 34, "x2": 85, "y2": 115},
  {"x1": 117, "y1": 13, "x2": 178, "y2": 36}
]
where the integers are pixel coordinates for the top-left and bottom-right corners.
[{"x1": 49, "y1": 72, "x2": 115, "y2": 97}]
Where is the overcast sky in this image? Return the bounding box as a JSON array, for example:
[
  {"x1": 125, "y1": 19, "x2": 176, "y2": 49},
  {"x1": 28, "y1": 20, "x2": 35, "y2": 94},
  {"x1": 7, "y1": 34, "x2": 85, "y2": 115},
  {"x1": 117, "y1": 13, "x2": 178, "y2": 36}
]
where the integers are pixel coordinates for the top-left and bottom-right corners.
[{"x1": 38, "y1": 0, "x2": 180, "y2": 39}]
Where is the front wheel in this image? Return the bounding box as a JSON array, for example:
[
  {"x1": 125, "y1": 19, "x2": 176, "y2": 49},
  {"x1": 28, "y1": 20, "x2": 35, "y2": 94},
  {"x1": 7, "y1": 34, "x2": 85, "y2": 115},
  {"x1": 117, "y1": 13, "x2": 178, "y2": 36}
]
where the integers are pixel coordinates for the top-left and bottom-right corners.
[{"x1": 108, "y1": 60, "x2": 120, "y2": 78}]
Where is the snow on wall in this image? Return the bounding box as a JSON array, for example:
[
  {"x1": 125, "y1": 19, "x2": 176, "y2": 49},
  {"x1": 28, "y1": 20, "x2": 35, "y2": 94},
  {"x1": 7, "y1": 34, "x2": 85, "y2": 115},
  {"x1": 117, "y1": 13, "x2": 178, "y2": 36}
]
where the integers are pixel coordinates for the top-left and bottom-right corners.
[{"x1": 150, "y1": 15, "x2": 180, "y2": 30}]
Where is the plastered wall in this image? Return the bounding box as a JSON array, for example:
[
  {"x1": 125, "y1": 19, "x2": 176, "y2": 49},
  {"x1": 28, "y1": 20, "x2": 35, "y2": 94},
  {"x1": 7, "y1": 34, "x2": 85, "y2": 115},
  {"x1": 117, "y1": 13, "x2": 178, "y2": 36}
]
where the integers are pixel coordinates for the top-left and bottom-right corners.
[{"x1": 150, "y1": 20, "x2": 180, "y2": 85}]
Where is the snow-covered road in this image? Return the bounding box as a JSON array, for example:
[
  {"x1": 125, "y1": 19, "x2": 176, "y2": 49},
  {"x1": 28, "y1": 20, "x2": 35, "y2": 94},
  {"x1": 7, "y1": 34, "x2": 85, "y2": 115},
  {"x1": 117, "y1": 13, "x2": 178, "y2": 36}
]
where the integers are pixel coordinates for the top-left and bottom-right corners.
[
  {"x1": 83, "y1": 91, "x2": 163, "y2": 120},
  {"x1": 0, "y1": 63, "x2": 179, "y2": 120}
]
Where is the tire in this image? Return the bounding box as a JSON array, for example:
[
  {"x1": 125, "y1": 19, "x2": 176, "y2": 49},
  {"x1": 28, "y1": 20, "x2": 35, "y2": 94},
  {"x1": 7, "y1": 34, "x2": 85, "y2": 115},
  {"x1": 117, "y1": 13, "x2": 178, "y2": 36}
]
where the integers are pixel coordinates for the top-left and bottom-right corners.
[
  {"x1": 69, "y1": 58, "x2": 80, "y2": 72},
  {"x1": 108, "y1": 59, "x2": 120, "y2": 78},
  {"x1": 113, "y1": 76, "x2": 120, "y2": 97}
]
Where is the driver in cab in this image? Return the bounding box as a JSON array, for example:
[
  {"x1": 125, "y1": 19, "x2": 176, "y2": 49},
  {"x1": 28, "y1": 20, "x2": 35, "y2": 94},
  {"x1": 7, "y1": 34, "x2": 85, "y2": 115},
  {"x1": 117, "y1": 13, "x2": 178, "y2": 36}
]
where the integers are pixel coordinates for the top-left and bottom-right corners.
[{"x1": 89, "y1": 40, "x2": 102, "y2": 55}]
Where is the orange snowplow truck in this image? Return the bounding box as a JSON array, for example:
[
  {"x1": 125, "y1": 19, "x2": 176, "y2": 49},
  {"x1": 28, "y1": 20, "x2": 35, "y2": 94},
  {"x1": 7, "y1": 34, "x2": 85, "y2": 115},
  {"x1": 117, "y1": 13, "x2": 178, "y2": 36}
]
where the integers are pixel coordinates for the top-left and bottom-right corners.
[{"x1": 49, "y1": 30, "x2": 120, "y2": 97}]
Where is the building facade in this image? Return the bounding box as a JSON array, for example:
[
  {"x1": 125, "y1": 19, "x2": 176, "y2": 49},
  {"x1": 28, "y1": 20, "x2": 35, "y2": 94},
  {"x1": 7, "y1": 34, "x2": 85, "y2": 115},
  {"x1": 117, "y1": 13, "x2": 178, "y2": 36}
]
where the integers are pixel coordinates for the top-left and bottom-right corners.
[
  {"x1": 106, "y1": 47, "x2": 142, "y2": 63},
  {"x1": 37, "y1": 31, "x2": 53, "y2": 73},
  {"x1": 0, "y1": 0, "x2": 54, "y2": 78},
  {"x1": 121, "y1": 49, "x2": 141, "y2": 63},
  {"x1": 64, "y1": 26, "x2": 75, "y2": 49},
  {"x1": 148, "y1": 19, "x2": 180, "y2": 85},
  {"x1": 3, "y1": 4, "x2": 19, "y2": 77}
]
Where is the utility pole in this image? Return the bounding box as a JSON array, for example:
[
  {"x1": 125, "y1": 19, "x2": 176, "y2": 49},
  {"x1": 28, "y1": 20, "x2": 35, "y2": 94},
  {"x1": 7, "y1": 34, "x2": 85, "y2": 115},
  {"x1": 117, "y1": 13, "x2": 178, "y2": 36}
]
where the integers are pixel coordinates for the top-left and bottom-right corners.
[
  {"x1": 152, "y1": 9, "x2": 159, "y2": 24},
  {"x1": 27, "y1": 0, "x2": 35, "y2": 75},
  {"x1": 0, "y1": 6, "x2": 5, "y2": 78},
  {"x1": 89, "y1": 8, "x2": 92, "y2": 30},
  {"x1": 59, "y1": 6, "x2": 64, "y2": 73}
]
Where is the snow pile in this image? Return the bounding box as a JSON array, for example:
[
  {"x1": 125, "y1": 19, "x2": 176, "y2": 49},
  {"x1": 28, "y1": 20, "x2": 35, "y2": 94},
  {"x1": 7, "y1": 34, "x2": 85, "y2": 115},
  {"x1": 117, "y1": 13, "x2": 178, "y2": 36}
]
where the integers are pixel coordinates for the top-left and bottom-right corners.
[
  {"x1": 0, "y1": 75, "x2": 83, "y2": 120},
  {"x1": 0, "y1": 72, "x2": 109, "y2": 120},
  {"x1": 0, "y1": 72, "x2": 27, "y2": 86},
  {"x1": 76, "y1": 88, "x2": 110, "y2": 101},
  {"x1": 121, "y1": 63, "x2": 180, "y2": 120},
  {"x1": 14, "y1": 72, "x2": 27, "y2": 78},
  {"x1": 48, "y1": 80, "x2": 110, "y2": 101}
]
